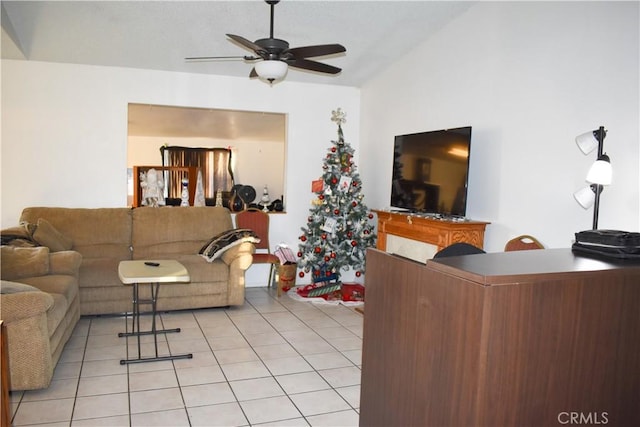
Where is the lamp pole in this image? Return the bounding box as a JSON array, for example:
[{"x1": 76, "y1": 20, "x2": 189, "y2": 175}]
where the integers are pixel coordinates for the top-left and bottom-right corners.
[{"x1": 591, "y1": 126, "x2": 606, "y2": 230}]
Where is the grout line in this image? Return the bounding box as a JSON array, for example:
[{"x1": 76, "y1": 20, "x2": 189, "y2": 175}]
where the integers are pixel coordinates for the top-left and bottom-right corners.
[{"x1": 68, "y1": 317, "x2": 92, "y2": 425}]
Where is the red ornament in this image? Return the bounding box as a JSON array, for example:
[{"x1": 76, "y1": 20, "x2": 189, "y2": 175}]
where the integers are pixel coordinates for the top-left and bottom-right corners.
[
  {"x1": 347, "y1": 231, "x2": 353, "y2": 238},
  {"x1": 321, "y1": 233, "x2": 327, "y2": 240},
  {"x1": 297, "y1": 251, "x2": 303, "y2": 257},
  {"x1": 356, "y1": 271, "x2": 362, "y2": 277},
  {"x1": 353, "y1": 181, "x2": 358, "y2": 187},
  {"x1": 314, "y1": 247, "x2": 322, "y2": 253},
  {"x1": 364, "y1": 230, "x2": 370, "y2": 235},
  {"x1": 331, "y1": 178, "x2": 338, "y2": 184},
  {"x1": 299, "y1": 271, "x2": 305, "y2": 278},
  {"x1": 351, "y1": 240, "x2": 357, "y2": 247},
  {"x1": 334, "y1": 209, "x2": 340, "y2": 215},
  {"x1": 319, "y1": 194, "x2": 325, "y2": 200},
  {"x1": 300, "y1": 235, "x2": 307, "y2": 242},
  {"x1": 352, "y1": 201, "x2": 357, "y2": 207},
  {"x1": 324, "y1": 256, "x2": 330, "y2": 262},
  {"x1": 368, "y1": 213, "x2": 374, "y2": 219},
  {"x1": 331, "y1": 147, "x2": 337, "y2": 152},
  {"x1": 314, "y1": 270, "x2": 321, "y2": 276},
  {"x1": 326, "y1": 270, "x2": 333, "y2": 277},
  {"x1": 330, "y1": 252, "x2": 337, "y2": 258}
]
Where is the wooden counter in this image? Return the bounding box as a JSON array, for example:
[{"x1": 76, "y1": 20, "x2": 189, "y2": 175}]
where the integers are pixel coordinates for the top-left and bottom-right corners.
[{"x1": 360, "y1": 248, "x2": 640, "y2": 426}]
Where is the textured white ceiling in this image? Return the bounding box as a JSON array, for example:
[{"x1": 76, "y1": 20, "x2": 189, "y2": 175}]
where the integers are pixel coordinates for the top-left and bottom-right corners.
[
  {"x1": 2, "y1": 1, "x2": 474, "y2": 140},
  {"x1": 1, "y1": 0, "x2": 474, "y2": 87}
]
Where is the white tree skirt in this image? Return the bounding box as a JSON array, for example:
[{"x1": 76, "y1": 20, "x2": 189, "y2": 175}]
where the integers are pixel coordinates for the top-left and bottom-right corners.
[{"x1": 287, "y1": 286, "x2": 364, "y2": 307}]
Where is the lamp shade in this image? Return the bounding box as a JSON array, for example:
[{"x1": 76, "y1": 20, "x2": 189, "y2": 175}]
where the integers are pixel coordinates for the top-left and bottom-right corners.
[
  {"x1": 586, "y1": 154, "x2": 612, "y2": 185},
  {"x1": 575, "y1": 130, "x2": 599, "y2": 154},
  {"x1": 574, "y1": 185, "x2": 596, "y2": 209},
  {"x1": 255, "y1": 60, "x2": 288, "y2": 81}
]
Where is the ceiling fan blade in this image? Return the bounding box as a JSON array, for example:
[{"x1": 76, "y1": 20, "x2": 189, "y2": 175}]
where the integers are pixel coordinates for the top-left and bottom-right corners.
[
  {"x1": 216, "y1": 1, "x2": 345, "y2": 81},
  {"x1": 286, "y1": 44, "x2": 346, "y2": 59},
  {"x1": 287, "y1": 58, "x2": 342, "y2": 75},
  {"x1": 185, "y1": 55, "x2": 257, "y2": 62},
  {"x1": 226, "y1": 34, "x2": 264, "y2": 54}
]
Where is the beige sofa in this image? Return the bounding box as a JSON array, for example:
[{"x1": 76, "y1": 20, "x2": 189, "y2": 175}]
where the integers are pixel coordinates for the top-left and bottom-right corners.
[
  {"x1": 18, "y1": 206, "x2": 255, "y2": 315},
  {"x1": 0, "y1": 247, "x2": 82, "y2": 390},
  {"x1": 1, "y1": 206, "x2": 254, "y2": 391}
]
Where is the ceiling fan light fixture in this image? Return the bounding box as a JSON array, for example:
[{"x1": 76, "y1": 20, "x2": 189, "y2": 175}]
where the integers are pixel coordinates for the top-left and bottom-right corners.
[{"x1": 255, "y1": 60, "x2": 288, "y2": 82}]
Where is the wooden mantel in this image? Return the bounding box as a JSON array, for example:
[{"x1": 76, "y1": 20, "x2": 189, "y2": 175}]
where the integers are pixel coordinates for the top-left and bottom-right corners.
[{"x1": 374, "y1": 210, "x2": 490, "y2": 254}]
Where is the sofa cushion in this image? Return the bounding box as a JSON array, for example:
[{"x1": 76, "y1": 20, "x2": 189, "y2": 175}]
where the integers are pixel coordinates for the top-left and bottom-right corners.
[
  {"x1": 172, "y1": 254, "x2": 229, "y2": 282},
  {"x1": 48, "y1": 251, "x2": 83, "y2": 277},
  {"x1": 199, "y1": 229, "x2": 260, "y2": 262},
  {"x1": 1, "y1": 246, "x2": 50, "y2": 280},
  {"x1": 79, "y1": 258, "x2": 123, "y2": 288},
  {"x1": 0, "y1": 281, "x2": 41, "y2": 294},
  {"x1": 20, "y1": 275, "x2": 79, "y2": 309},
  {"x1": 132, "y1": 206, "x2": 234, "y2": 259},
  {"x1": 20, "y1": 207, "x2": 133, "y2": 260},
  {"x1": 32, "y1": 218, "x2": 73, "y2": 252}
]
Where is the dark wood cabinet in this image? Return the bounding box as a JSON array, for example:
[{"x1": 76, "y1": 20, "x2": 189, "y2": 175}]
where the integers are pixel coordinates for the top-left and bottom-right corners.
[
  {"x1": 1, "y1": 321, "x2": 10, "y2": 427},
  {"x1": 360, "y1": 248, "x2": 640, "y2": 426}
]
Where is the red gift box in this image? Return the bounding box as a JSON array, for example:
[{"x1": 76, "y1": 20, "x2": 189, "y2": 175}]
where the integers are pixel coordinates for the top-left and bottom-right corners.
[{"x1": 341, "y1": 283, "x2": 365, "y2": 302}]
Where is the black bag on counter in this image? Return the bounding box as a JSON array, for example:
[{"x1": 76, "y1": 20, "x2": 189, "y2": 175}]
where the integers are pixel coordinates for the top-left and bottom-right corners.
[{"x1": 572, "y1": 229, "x2": 640, "y2": 259}]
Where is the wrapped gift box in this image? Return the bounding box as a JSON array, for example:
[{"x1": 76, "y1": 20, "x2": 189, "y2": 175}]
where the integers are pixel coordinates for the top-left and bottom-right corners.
[{"x1": 342, "y1": 283, "x2": 365, "y2": 302}]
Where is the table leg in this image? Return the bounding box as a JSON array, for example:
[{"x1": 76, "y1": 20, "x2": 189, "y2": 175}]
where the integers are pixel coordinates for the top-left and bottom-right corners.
[
  {"x1": 135, "y1": 282, "x2": 141, "y2": 359},
  {"x1": 119, "y1": 282, "x2": 192, "y2": 364}
]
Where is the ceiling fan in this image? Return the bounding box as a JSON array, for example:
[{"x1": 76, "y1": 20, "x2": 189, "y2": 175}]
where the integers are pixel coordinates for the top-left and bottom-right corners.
[{"x1": 185, "y1": 0, "x2": 346, "y2": 83}]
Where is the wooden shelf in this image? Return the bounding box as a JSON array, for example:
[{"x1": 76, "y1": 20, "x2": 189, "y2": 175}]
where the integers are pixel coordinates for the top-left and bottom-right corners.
[{"x1": 133, "y1": 166, "x2": 198, "y2": 207}]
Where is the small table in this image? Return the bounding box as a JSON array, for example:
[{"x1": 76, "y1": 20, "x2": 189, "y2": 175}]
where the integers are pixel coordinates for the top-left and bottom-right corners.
[{"x1": 118, "y1": 260, "x2": 193, "y2": 364}]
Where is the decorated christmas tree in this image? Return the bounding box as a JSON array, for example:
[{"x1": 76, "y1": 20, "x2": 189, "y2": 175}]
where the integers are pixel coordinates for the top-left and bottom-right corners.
[{"x1": 297, "y1": 108, "x2": 377, "y2": 284}]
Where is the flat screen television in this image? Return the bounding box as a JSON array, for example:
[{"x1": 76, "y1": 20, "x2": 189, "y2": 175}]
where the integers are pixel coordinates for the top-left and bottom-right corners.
[{"x1": 390, "y1": 126, "x2": 472, "y2": 217}]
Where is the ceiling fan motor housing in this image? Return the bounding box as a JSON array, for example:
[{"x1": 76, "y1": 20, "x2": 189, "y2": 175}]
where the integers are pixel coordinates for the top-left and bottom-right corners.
[{"x1": 255, "y1": 38, "x2": 290, "y2": 59}]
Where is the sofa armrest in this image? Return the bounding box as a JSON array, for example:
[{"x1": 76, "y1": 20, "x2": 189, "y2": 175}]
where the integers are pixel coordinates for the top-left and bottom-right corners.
[
  {"x1": 48, "y1": 250, "x2": 82, "y2": 277},
  {"x1": 220, "y1": 241, "x2": 255, "y2": 269},
  {"x1": 0, "y1": 290, "x2": 54, "y2": 323},
  {"x1": 0, "y1": 282, "x2": 55, "y2": 390},
  {"x1": 222, "y1": 242, "x2": 256, "y2": 305}
]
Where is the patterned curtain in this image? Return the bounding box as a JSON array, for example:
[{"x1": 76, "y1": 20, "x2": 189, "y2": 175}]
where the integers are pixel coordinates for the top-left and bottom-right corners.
[{"x1": 160, "y1": 146, "x2": 234, "y2": 199}]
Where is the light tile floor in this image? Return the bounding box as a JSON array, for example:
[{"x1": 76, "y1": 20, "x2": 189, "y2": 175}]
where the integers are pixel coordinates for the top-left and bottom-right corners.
[{"x1": 9, "y1": 287, "x2": 363, "y2": 426}]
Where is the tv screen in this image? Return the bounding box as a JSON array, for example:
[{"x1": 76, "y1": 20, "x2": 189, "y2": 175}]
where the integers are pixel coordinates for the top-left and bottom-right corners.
[{"x1": 390, "y1": 126, "x2": 472, "y2": 217}]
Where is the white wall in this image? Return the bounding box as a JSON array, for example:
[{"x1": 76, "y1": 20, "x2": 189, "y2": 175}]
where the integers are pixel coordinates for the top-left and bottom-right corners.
[
  {"x1": 1, "y1": 60, "x2": 361, "y2": 285},
  {"x1": 360, "y1": 1, "x2": 640, "y2": 251}
]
